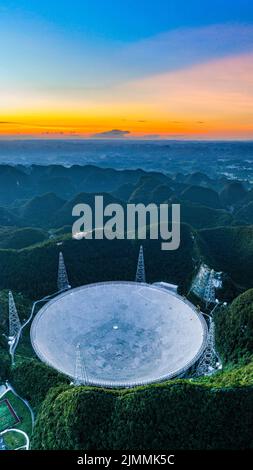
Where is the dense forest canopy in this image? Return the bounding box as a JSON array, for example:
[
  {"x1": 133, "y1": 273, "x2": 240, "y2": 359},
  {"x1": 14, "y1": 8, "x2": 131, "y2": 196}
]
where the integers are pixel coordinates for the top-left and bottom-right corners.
[{"x1": 0, "y1": 163, "x2": 252, "y2": 450}]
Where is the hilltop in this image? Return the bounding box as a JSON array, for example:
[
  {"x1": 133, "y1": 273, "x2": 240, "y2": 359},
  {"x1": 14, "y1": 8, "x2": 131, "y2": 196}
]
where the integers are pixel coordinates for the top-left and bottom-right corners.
[{"x1": 0, "y1": 163, "x2": 252, "y2": 451}]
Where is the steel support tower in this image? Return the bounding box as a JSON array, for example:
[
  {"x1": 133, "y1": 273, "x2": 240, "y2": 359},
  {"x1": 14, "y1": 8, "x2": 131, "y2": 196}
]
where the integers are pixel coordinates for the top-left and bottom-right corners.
[
  {"x1": 74, "y1": 343, "x2": 88, "y2": 385},
  {"x1": 195, "y1": 318, "x2": 218, "y2": 376},
  {"x1": 8, "y1": 291, "x2": 21, "y2": 339},
  {"x1": 204, "y1": 269, "x2": 216, "y2": 307},
  {"x1": 135, "y1": 245, "x2": 146, "y2": 283},
  {"x1": 57, "y1": 251, "x2": 71, "y2": 292}
]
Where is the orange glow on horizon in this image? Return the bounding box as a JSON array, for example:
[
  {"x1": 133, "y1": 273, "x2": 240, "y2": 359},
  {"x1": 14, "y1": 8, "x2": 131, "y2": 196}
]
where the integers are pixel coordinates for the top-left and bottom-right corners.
[{"x1": 1, "y1": 53, "x2": 253, "y2": 140}]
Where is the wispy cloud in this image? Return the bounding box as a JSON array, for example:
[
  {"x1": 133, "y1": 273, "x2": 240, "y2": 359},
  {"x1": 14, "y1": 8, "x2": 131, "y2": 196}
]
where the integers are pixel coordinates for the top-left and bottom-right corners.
[
  {"x1": 1, "y1": 23, "x2": 253, "y2": 139},
  {"x1": 2, "y1": 22, "x2": 253, "y2": 93},
  {"x1": 116, "y1": 23, "x2": 253, "y2": 80},
  {"x1": 114, "y1": 51, "x2": 253, "y2": 138},
  {"x1": 0, "y1": 121, "x2": 20, "y2": 125}
]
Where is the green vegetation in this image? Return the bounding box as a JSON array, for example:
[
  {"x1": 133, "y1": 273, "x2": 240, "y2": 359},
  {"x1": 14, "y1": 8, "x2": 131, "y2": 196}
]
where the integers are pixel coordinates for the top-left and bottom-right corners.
[
  {"x1": 9, "y1": 359, "x2": 69, "y2": 412},
  {"x1": 184, "y1": 172, "x2": 213, "y2": 187},
  {"x1": 197, "y1": 226, "x2": 253, "y2": 288},
  {"x1": 128, "y1": 175, "x2": 171, "y2": 204},
  {"x1": 179, "y1": 203, "x2": 233, "y2": 229},
  {"x1": 3, "y1": 391, "x2": 32, "y2": 436},
  {"x1": 0, "y1": 207, "x2": 19, "y2": 226},
  {"x1": 180, "y1": 185, "x2": 221, "y2": 209},
  {"x1": 0, "y1": 399, "x2": 18, "y2": 432},
  {"x1": 53, "y1": 192, "x2": 123, "y2": 228},
  {"x1": 235, "y1": 201, "x2": 253, "y2": 225},
  {"x1": 20, "y1": 193, "x2": 65, "y2": 227},
  {"x1": 0, "y1": 224, "x2": 195, "y2": 300},
  {"x1": 0, "y1": 227, "x2": 47, "y2": 249},
  {"x1": 0, "y1": 290, "x2": 32, "y2": 381},
  {"x1": 0, "y1": 350, "x2": 10, "y2": 383},
  {"x1": 32, "y1": 362, "x2": 253, "y2": 450},
  {"x1": 0, "y1": 290, "x2": 32, "y2": 349},
  {"x1": 219, "y1": 181, "x2": 247, "y2": 207},
  {"x1": 2, "y1": 430, "x2": 27, "y2": 450},
  {"x1": 195, "y1": 361, "x2": 253, "y2": 387},
  {"x1": 0, "y1": 164, "x2": 252, "y2": 450},
  {"x1": 215, "y1": 289, "x2": 253, "y2": 365}
]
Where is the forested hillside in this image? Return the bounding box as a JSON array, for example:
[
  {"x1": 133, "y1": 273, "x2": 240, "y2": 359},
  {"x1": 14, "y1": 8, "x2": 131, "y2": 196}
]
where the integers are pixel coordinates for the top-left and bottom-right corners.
[
  {"x1": 0, "y1": 224, "x2": 195, "y2": 300},
  {"x1": 0, "y1": 163, "x2": 252, "y2": 451},
  {"x1": 31, "y1": 365, "x2": 253, "y2": 450},
  {"x1": 197, "y1": 226, "x2": 253, "y2": 288},
  {"x1": 215, "y1": 289, "x2": 253, "y2": 365}
]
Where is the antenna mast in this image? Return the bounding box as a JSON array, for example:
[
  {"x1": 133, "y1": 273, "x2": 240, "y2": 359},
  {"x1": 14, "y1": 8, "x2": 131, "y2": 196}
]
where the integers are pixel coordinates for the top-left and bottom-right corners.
[
  {"x1": 195, "y1": 318, "x2": 218, "y2": 376},
  {"x1": 57, "y1": 251, "x2": 71, "y2": 292},
  {"x1": 8, "y1": 291, "x2": 21, "y2": 339},
  {"x1": 135, "y1": 245, "x2": 146, "y2": 283}
]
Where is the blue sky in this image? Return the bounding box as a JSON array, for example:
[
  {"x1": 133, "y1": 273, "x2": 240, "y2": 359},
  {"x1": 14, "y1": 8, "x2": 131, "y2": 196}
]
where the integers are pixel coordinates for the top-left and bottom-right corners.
[
  {"x1": 1, "y1": 0, "x2": 253, "y2": 41},
  {"x1": 1, "y1": 0, "x2": 253, "y2": 86},
  {"x1": 1, "y1": 1, "x2": 253, "y2": 139}
]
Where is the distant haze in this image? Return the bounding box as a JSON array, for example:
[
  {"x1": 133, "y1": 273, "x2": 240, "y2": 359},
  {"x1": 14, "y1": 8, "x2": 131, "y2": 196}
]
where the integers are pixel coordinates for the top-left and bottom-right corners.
[{"x1": 0, "y1": 140, "x2": 252, "y2": 180}]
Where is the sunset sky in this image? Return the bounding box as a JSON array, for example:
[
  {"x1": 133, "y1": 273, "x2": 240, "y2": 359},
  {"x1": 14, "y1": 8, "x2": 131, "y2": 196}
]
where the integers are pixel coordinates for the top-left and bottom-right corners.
[{"x1": 1, "y1": 0, "x2": 253, "y2": 140}]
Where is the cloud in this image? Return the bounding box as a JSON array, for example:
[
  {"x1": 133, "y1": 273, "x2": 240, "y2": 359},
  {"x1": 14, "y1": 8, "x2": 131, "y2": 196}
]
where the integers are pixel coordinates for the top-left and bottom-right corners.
[
  {"x1": 5, "y1": 22, "x2": 253, "y2": 95},
  {"x1": 92, "y1": 129, "x2": 130, "y2": 138},
  {"x1": 41, "y1": 131, "x2": 65, "y2": 135},
  {"x1": 0, "y1": 121, "x2": 19, "y2": 124},
  {"x1": 118, "y1": 23, "x2": 253, "y2": 80},
  {"x1": 120, "y1": 52, "x2": 253, "y2": 121}
]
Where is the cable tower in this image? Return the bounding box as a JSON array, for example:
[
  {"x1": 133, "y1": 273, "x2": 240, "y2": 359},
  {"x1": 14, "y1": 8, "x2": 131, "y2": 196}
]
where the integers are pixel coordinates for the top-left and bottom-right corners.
[
  {"x1": 195, "y1": 318, "x2": 219, "y2": 376},
  {"x1": 74, "y1": 343, "x2": 88, "y2": 385},
  {"x1": 57, "y1": 252, "x2": 71, "y2": 292},
  {"x1": 204, "y1": 269, "x2": 216, "y2": 307},
  {"x1": 135, "y1": 245, "x2": 146, "y2": 283},
  {"x1": 8, "y1": 291, "x2": 21, "y2": 339}
]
